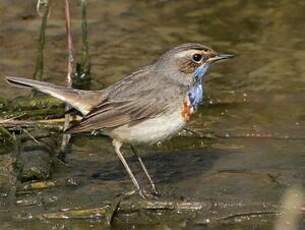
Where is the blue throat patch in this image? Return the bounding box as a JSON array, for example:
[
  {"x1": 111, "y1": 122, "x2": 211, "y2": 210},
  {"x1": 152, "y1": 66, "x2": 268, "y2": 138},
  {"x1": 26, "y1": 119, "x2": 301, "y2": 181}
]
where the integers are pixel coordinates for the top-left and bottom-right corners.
[{"x1": 188, "y1": 63, "x2": 209, "y2": 110}]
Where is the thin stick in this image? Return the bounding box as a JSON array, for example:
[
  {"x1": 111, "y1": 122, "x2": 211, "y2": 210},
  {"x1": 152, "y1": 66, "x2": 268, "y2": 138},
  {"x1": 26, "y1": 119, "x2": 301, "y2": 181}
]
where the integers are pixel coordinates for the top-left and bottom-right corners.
[
  {"x1": 61, "y1": 0, "x2": 74, "y2": 152},
  {"x1": 33, "y1": 0, "x2": 51, "y2": 81},
  {"x1": 22, "y1": 129, "x2": 41, "y2": 144},
  {"x1": 0, "y1": 118, "x2": 64, "y2": 129},
  {"x1": 80, "y1": 0, "x2": 90, "y2": 73},
  {"x1": 64, "y1": 0, "x2": 73, "y2": 88},
  {"x1": 185, "y1": 128, "x2": 305, "y2": 141}
]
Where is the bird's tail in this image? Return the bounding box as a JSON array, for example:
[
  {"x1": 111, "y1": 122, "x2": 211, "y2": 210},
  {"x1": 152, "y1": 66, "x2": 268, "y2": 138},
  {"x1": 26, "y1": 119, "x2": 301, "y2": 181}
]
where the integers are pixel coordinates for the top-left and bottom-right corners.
[{"x1": 6, "y1": 76, "x2": 102, "y2": 115}]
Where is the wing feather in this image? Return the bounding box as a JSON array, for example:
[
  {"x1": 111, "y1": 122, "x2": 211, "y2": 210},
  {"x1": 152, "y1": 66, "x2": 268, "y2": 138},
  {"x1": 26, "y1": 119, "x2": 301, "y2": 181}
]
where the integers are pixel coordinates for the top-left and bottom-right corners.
[
  {"x1": 66, "y1": 95, "x2": 169, "y2": 134},
  {"x1": 65, "y1": 66, "x2": 184, "y2": 134}
]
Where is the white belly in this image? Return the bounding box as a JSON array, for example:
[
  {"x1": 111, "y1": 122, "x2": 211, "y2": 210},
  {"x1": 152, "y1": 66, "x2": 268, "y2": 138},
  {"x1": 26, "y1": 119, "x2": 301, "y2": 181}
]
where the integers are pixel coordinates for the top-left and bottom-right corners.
[{"x1": 110, "y1": 110, "x2": 186, "y2": 144}]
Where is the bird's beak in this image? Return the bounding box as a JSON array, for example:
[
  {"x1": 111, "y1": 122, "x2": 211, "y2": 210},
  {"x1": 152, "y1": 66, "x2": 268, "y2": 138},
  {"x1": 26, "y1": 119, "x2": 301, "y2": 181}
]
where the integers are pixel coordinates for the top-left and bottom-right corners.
[{"x1": 207, "y1": 53, "x2": 234, "y2": 63}]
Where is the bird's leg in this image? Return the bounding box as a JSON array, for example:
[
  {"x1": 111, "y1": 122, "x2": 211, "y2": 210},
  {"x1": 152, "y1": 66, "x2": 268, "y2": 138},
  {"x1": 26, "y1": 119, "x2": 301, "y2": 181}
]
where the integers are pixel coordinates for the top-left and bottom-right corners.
[
  {"x1": 130, "y1": 145, "x2": 160, "y2": 196},
  {"x1": 112, "y1": 139, "x2": 146, "y2": 199}
]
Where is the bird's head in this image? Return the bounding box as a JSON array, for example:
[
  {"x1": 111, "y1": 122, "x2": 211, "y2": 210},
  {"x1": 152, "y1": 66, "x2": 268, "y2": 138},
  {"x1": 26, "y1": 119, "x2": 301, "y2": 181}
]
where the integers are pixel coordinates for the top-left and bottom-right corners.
[{"x1": 155, "y1": 43, "x2": 234, "y2": 85}]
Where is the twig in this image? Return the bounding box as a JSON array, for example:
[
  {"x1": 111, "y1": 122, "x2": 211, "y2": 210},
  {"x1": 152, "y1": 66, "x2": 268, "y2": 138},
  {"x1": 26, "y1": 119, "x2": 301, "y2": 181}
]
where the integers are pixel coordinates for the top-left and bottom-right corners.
[
  {"x1": 61, "y1": 0, "x2": 74, "y2": 152},
  {"x1": 214, "y1": 132, "x2": 305, "y2": 141},
  {"x1": 36, "y1": 0, "x2": 51, "y2": 17},
  {"x1": 73, "y1": 0, "x2": 91, "y2": 89},
  {"x1": 17, "y1": 177, "x2": 79, "y2": 192},
  {"x1": 39, "y1": 205, "x2": 113, "y2": 220},
  {"x1": 35, "y1": 200, "x2": 207, "y2": 221},
  {"x1": 64, "y1": 0, "x2": 73, "y2": 88},
  {"x1": 0, "y1": 126, "x2": 14, "y2": 140},
  {"x1": 215, "y1": 210, "x2": 279, "y2": 221},
  {"x1": 196, "y1": 210, "x2": 280, "y2": 225},
  {"x1": 80, "y1": 0, "x2": 90, "y2": 74},
  {"x1": 0, "y1": 118, "x2": 64, "y2": 129},
  {"x1": 185, "y1": 128, "x2": 305, "y2": 141},
  {"x1": 33, "y1": 0, "x2": 51, "y2": 81},
  {"x1": 22, "y1": 129, "x2": 41, "y2": 144}
]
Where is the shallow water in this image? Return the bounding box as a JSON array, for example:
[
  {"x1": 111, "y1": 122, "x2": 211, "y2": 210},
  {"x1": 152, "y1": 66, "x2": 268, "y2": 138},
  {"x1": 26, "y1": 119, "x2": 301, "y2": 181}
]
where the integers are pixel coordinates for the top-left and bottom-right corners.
[{"x1": 1, "y1": 0, "x2": 305, "y2": 229}]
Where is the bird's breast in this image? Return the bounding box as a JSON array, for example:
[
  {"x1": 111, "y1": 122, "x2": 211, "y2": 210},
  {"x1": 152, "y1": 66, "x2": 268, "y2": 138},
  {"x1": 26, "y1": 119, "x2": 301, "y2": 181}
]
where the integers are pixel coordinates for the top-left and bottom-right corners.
[
  {"x1": 110, "y1": 109, "x2": 186, "y2": 145},
  {"x1": 181, "y1": 80, "x2": 204, "y2": 121},
  {"x1": 181, "y1": 97, "x2": 194, "y2": 122}
]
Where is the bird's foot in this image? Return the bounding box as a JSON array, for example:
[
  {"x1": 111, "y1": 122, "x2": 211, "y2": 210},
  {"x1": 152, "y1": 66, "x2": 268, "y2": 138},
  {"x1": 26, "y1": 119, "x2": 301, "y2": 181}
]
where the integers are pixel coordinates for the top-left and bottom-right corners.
[
  {"x1": 116, "y1": 189, "x2": 161, "y2": 200},
  {"x1": 151, "y1": 187, "x2": 161, "y2": 198},
  {"x1": 139, "y1": 189, "x2": 161, "y2": 200},
  {"x1": 115, "y1": 190, "x2": 137, "y2": 200}
]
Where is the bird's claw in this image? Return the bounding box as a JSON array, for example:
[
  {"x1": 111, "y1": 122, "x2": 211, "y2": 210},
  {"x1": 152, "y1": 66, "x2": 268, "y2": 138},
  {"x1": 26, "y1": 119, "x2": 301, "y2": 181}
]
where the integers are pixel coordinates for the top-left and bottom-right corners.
[{"x1": 139, "y1": 189, "x2": 161, "y2": 200}]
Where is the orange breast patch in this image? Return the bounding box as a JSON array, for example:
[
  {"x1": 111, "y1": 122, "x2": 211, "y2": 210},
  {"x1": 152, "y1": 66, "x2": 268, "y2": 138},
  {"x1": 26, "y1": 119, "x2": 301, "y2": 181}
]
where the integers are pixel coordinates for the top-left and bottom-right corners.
[{"x1": 181, "y1": 99, "x2": 193, "y2": 122}]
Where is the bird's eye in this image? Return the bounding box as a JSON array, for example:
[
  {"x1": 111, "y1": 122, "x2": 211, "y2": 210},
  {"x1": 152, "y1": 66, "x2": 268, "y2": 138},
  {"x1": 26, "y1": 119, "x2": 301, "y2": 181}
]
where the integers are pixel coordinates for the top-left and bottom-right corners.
[{"x1": 192, "y1": 54, "x2": 202, "y2": 63}]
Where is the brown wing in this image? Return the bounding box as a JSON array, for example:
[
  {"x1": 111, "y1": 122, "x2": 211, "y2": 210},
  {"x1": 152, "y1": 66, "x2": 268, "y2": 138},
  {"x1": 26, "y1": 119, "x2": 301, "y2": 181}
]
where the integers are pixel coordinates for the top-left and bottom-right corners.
[
  {"x1": 65, "y1": 95, "x2": 169, "y2": 134},
  {"x1": 65, "y1": 65, "x2": 185, "y2": 134}
]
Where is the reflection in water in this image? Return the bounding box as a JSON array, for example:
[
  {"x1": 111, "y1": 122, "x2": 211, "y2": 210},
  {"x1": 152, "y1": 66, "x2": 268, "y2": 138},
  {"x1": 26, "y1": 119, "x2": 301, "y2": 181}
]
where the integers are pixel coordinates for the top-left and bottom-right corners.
[{"x1": 1, "y1": 0, "x2": 305, "y2": 229}]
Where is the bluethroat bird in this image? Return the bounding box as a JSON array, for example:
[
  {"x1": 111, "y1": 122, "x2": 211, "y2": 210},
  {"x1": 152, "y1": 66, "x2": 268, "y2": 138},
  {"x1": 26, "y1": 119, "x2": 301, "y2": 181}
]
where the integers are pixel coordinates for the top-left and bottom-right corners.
[{"x1": 6, "y1": 43, "x2": 233, "y2": 198}]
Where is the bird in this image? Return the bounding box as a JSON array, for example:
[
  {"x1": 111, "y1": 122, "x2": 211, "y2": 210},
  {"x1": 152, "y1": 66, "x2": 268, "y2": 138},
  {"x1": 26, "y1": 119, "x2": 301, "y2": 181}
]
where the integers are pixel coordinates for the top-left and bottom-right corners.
[{"x1": 6, "y1": 43, "x2": 233, "y2": 199}]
